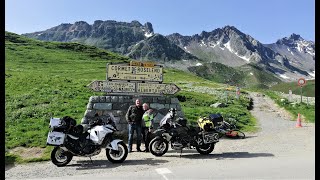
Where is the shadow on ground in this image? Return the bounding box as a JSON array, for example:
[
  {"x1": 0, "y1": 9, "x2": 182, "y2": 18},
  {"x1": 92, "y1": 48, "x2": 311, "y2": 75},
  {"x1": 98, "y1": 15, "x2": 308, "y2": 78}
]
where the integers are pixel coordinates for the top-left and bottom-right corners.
[
  {"x1": 5, "y1": 164, "x2": 15, "y2": 171},
  {"x1": 69, "y1": 158, "x2": 168, "y2": 170},
  {"x1": 219, "y1": 135, "x2": 257, "y2": 140},
  {"x1": 166, "y1": 151, "x2": 274, "y2": 159}
]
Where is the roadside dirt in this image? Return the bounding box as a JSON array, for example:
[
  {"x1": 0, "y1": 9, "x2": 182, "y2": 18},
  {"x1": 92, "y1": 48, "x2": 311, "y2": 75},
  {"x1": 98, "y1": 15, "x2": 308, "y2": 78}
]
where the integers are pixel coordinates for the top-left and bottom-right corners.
[{"x1": 9, "y1": 147, "x2": 45, "y2": 159}]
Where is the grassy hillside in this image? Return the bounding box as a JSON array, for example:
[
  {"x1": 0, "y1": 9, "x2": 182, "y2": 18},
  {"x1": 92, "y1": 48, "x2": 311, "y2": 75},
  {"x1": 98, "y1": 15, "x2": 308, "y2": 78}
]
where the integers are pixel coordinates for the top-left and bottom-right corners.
[
  {"x1": 265, "y1": 91, "x2": 315, "y2": 123},
  {"x1": 269, "y1": 80, "x2": 315, "y2": 97},
  {"x1": 5, "y1": 32, "x2": 256, "y2": 164},
  {"x1": 188, "y1": 62, "x2": 282, "y2": 88},
  {"x1": 236, "y1": 64, "x2": 282, "y2": 89},
  {"x1": 188, "y1": 62, "x2": 245, "y2": 86}
]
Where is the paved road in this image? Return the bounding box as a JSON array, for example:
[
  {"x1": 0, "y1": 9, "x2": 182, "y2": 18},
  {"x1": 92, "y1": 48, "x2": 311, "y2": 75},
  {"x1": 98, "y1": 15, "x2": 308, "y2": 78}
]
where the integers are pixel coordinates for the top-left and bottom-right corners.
[
  {"x1": 24, "y1": 155, "x2": 314, "y2": 180},
  {"x1": 6, "y1": 92, "x2": 315, "y2": 179}
]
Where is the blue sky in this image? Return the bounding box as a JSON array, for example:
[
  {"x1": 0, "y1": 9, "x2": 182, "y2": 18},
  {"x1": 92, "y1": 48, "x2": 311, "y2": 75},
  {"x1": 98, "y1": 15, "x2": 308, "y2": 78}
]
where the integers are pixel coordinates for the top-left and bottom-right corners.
[{"x1": 5, "y1": 0, "x2": 314, "y2": 44}]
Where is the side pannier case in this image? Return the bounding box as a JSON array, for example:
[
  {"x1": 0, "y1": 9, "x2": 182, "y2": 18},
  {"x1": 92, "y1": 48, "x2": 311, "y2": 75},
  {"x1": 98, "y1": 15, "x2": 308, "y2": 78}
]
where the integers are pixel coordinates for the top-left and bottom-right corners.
[{"x1": 47, "y1": 131, "x2": 66, "y2": 145}]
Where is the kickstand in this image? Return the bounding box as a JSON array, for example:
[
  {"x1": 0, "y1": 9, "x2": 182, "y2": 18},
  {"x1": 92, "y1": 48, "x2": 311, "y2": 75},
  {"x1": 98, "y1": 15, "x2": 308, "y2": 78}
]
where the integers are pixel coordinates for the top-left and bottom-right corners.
[
  {"x1": 89, "y1": 157, "x2": 93, "y2": 164},
  {"x1": 179, "y1": 149, "x2": 183, "y2": 158}
]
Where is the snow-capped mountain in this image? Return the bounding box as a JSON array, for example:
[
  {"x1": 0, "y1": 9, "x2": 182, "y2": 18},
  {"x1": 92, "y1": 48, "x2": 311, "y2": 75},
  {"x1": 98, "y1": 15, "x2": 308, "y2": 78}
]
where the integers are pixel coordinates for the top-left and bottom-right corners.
[
  {"x1": 22, "y1": 20, "x2": 315, "y2": 82},
  {"x1": 264, "y1": 33, "x2": 315, "y2": 80},
  {"x1": 166, "y1": 26, "x2": 314, "y2": 81}
]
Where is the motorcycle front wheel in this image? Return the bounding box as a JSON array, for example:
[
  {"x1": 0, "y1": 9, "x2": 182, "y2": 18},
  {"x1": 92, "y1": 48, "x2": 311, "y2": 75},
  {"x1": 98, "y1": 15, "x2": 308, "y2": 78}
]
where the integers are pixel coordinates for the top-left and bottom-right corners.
[
  {"x1": 51, "y1": 146, "x2": 73, "y2": 167},
  {"x1": 196, "y1": 143, "x2": 215, "y2": 155},
  {"x1": 149, "y1": 137, "x2": 169, "y2": 157},
  {"x1": 106, "y1": 141, "x2": 128, "y2": 163}
]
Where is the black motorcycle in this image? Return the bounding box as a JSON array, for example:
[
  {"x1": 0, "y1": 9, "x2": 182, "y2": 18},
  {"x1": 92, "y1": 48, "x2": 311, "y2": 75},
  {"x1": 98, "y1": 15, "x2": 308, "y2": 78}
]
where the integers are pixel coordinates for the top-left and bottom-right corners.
[
  {"x1": 46, "y1": 116, "x2": 128, "y2": 167},
  {"x1": 148, "y1": 108, "x2": 220, "y2": 157}
]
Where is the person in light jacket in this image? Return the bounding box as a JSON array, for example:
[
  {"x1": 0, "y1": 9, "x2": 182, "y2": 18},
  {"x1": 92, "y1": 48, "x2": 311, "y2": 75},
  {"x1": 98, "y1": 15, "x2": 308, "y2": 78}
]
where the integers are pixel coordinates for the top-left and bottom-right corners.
[{"x1": 141, "y1": 103, "x2": 155, "y2": 152}]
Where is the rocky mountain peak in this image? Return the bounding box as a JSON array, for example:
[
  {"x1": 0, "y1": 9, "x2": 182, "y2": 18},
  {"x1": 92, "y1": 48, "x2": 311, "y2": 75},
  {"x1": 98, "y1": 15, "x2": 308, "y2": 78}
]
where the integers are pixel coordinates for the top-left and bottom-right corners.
[
  {"x1": 130, "y1": 20, "x2": 143, "y2": 27},
  {"x1": 70, "y1": 21, "x2": 91, "y2": 31},
  {"x1": 289, "y1": 33, "x2": 302, "y2": 41},
  {"x1": 275, "y1": 34, "x2": 314, "y2": 56},
  {"x1": 222, "y1": 25, "x2": 237, "y2": 31},
  {"x1": 74, "y1": 21, "x2": 89, "y2": 25},
  {"x1": 144, "y1": 22, "x2": 154, "y2": 33},
  {"x1": 276, "y1": 33, "x2": 304, "y2": 45}
]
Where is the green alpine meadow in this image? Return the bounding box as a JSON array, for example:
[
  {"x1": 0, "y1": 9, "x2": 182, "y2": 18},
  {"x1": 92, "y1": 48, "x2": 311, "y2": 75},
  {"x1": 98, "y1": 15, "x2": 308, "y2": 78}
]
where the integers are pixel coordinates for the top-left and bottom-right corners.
[{"x1": 5, "y1": 31, "x2": 314, "y2": 164}]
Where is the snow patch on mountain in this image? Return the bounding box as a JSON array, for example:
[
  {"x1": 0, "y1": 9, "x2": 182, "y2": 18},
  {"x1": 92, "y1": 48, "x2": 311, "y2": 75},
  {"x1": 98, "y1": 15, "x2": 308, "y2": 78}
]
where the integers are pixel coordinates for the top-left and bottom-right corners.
[
  {"x1": 201, "y1": 40, "x2": 206, "y2": 47},
  {"x1": 224, "y1": 41, "x2": 250, "y2": 62},
  {"x1": 275, "y1": 73, "x2": 290, "y2": 79},
  {"x1": 308, "y1": 71, "x2": 315, "y2": 78},
  {"x1": 287, "y1": 48, "x2": 294, "y2": 55},
  {"x1": 145, "y1": 32, "x2": 153, "y2": 38},
  {"x1": 306, "y1": 49, "x2": 315, "y2": 56}
]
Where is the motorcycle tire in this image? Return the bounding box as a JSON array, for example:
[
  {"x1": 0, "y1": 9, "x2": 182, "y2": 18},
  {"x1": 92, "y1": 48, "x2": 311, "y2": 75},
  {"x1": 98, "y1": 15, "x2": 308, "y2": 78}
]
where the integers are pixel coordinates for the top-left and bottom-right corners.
[
  {"x1": 51, "y1": 146, "x2": 73, "y2": 167},
  {"x1": 106, "y1": 141, "x2": 128, "y2": 163},
  {"x1": 196, "y1": 143, "x2": 215, "y2": 155},
  {"x1": 149, "y1": 137, "x2": 169, "y2": 157}
]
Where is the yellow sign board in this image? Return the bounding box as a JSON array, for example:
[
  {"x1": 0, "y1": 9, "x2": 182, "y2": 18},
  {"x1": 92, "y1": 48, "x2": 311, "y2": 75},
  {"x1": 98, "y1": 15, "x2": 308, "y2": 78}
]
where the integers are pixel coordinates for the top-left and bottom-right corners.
[
  {"x1": 137, "y1": 83, "x2": 180, "y2": 95},
  {"x1": 107, "y1": 65, "x2": 163, "y2": 82},
  {"x1": 129, "y1": 60, "x2": 156, "y2": 67},
  {"x1": 130, "y1": 61, "x2": 143, "y2": 67},
  {"x1": 142, "y1": 62, "x2": 155, "y2": 67}
]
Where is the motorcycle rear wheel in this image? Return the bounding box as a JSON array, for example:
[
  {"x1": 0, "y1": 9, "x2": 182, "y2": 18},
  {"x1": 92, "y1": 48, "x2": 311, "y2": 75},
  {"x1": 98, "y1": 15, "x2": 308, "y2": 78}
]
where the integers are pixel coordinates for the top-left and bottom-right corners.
[
  {"x1": 149, "y1": 137, "x2": 169, "y2": 157},
  {"x1": 51, "y1": 146, "x2": 73, "y2": 167},
  {"x1": 196, "y1": 143, "x2": 215, "y2": 155},
  {"x1": 106, "y1": 141, "x2": 128, "y2": 163}
]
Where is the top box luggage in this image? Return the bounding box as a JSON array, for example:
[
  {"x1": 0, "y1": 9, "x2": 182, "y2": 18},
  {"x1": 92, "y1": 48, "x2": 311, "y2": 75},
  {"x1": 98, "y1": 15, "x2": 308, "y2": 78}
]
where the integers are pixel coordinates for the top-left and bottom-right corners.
[{"x1": 208, "y1": 114, "x2": 223, "y2": 126}]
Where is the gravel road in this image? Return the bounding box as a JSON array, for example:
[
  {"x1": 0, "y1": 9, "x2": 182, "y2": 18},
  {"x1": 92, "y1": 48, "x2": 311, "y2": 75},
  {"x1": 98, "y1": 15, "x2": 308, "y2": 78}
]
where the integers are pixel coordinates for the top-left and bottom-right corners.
[{"x1": 5, "y1": 92, "x2": 315, "y2": 179}]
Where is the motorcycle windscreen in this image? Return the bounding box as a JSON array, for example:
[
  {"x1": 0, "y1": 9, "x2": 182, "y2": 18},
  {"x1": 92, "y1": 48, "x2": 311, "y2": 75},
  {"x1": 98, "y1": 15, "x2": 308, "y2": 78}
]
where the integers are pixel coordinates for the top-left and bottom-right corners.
[
  {"x1": 49, "y1": 118, "x2": 62, "y2": 128},
  {"x1": 159, "y1": 113, "x2": 172, "y2": 127},
  {"x1": 89, "y1": 125, "x2": 111, "y2": 144}
]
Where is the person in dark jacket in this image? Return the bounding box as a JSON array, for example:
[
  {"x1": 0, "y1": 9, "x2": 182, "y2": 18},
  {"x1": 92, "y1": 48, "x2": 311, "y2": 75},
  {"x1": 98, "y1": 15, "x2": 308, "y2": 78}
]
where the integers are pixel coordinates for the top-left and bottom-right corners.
[{"x1": 126, "y1": 98, "x2": 144, "y2": 152}]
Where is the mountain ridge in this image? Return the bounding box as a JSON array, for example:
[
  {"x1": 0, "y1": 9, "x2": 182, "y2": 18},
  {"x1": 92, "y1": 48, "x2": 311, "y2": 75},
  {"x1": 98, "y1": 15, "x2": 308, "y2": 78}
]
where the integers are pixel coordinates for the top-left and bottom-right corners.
[{"x1": 22, "y1": 20, "x2": 315, "y2": 82}]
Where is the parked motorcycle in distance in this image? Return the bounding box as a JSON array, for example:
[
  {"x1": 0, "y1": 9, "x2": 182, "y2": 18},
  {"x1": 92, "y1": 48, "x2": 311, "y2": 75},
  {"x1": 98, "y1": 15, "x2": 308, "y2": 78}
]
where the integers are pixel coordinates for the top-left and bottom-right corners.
[
  {"x1": 198, "y1": 115, "x2": 245, "y2": 139},
  {"x1": 218, "y1": 118, "x2": 246, "y2": 139},
  {"x1": 148, "y1": 108, "x2": 220, "y2": 157},
  {"x1": 46, "y1": 116, "x2": 128, "y2": 167}
]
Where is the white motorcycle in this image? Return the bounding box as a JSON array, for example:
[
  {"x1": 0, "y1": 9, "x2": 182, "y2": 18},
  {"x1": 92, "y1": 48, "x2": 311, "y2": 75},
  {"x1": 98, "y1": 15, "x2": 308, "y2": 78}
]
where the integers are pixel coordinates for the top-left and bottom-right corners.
[{"x1": 46, "y1": 116, "x2": 128, "y2": 167}]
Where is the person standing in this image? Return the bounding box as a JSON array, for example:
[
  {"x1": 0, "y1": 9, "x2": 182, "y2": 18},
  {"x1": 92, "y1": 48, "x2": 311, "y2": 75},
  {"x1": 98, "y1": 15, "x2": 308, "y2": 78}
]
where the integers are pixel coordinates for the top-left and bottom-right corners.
[
  {"x1": 126, "y1": 98, "x2": 144, "y2": 152},
  {"x1": 141, "y1": 103, "x2": 155, "y2": 152}
]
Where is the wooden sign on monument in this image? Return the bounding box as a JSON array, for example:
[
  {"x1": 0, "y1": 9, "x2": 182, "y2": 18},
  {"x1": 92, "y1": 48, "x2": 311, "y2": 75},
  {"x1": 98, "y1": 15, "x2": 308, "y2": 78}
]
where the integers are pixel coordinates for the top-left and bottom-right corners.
[
  {"x1": 107, "y1": 64, "x2": 163, "y2": 82},
  {"x1": 88, "y1": 61, "x2": 180, "y2": 96}
]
